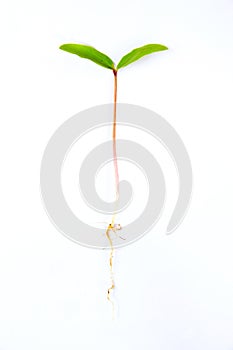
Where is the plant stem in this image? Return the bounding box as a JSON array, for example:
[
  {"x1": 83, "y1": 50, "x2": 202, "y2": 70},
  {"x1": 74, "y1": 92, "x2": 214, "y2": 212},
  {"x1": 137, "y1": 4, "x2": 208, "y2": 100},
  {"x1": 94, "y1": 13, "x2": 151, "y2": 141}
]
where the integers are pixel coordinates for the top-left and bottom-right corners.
[
  {"x1": 111, "y1": 69, "x2": 119, "y2": 226},
  {"x1": 105, "y1": 68, "x2": 119, "y2": 317}
]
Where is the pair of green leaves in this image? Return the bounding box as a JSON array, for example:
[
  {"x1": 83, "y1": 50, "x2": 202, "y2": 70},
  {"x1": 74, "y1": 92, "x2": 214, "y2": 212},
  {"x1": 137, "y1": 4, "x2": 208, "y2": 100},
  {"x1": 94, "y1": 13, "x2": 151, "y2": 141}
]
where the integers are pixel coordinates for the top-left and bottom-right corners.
[{"x1": 59, "y1": 43, "x2": 168, "y2": 71}]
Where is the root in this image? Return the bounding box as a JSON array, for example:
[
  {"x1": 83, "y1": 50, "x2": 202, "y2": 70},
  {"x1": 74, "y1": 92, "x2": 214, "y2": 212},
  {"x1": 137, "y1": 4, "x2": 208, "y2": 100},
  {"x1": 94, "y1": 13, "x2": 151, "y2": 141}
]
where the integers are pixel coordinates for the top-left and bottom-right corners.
[{"x1": 106, "y1": 224, "x2": 115, "y2": 318}]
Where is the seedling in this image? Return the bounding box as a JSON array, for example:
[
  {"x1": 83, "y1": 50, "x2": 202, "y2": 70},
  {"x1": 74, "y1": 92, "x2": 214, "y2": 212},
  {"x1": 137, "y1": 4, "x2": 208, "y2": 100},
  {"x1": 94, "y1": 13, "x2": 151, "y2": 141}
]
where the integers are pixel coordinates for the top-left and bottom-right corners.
[{"x1": 59, "y1": 42, "x2": 168, "y2": 313}]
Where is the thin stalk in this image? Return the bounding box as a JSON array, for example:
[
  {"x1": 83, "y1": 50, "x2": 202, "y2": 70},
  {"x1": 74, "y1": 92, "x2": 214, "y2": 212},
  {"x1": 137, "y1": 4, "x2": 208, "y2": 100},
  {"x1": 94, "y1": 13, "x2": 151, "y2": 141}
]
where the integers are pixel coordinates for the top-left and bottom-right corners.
[
  {"x1": 105, "y1": 68, "x2": 119, "y2": 316},
  {"x1": 111, "y1": 69, "x2": 119, "y2": 226}
]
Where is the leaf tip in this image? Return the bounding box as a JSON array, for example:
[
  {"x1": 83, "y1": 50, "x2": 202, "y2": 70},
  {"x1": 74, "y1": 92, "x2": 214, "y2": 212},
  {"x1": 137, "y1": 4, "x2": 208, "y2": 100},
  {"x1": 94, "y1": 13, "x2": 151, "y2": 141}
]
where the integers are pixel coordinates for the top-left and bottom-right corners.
[
  {"x1": 162, "y1": 45, "x2": 169, "y2": 51},
  {"x1": 59, "y1": 44, "x2": 67, "y2": 51}
]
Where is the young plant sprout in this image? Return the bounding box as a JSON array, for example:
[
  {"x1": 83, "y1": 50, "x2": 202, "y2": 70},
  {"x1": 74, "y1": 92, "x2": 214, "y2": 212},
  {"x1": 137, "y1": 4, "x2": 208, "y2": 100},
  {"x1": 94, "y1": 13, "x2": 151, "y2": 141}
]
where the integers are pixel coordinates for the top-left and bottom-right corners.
[{"x1": 59, "y1": 42, "x2": 168, "y2": 313}]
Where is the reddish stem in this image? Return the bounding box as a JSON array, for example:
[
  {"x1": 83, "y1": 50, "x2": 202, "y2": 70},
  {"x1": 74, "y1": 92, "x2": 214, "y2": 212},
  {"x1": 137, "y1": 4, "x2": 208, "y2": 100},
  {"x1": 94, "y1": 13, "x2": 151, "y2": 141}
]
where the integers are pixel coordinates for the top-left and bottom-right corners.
[
  {"x1": 105, "y1": 69, "x2": 119, "y2": 315},
  {"x1": 112, "y1": 69, "x2": 119, "y2": 223}
]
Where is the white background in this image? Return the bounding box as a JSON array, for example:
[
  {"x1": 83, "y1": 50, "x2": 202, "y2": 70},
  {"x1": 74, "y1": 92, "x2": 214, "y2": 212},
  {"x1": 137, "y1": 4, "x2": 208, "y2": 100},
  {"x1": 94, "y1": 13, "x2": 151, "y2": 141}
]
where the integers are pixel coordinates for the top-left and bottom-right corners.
[{"x1": 1, "y1": 0, "x2": 233, "y2": 349}]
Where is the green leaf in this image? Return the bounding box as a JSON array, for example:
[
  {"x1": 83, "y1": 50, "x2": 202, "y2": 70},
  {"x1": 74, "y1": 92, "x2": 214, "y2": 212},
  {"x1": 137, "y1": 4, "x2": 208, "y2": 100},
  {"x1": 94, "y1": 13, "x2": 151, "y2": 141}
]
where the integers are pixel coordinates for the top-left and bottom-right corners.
[
  {"x1": 59, "y1": 43, "x2": 115, "y2": 70},
  {"x1": 117, "y1": 44, "x2": 168, "y2": 70}
]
